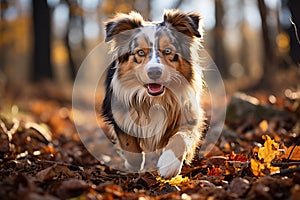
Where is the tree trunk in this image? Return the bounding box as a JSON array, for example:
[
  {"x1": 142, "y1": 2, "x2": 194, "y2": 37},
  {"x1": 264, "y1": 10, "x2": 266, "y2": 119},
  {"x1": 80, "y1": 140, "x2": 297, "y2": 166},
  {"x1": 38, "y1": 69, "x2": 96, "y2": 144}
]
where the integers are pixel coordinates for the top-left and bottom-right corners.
[
  {"x1": 288, "y1": 0, "x2": 300, "y2": 65},
  {"x1": 257, "y1": 0, "x2": 275, "y2": 90},
  {"x1": 65, "y1": 0, "x2": 86, "y2": 81},
  {"x1": 213, "y1": 0, "x2": 228, "y2": 78},
  {"x1": 32, "y1": 0, "x2": 53, "y2": 81}
]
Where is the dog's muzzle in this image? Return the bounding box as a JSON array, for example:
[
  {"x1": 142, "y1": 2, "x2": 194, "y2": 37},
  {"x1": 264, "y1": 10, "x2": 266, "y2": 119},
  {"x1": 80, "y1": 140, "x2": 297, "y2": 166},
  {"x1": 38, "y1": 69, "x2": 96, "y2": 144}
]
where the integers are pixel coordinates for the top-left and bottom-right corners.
[{"x1": 146, "y1": 64, "x2": 165, "y2": 96}]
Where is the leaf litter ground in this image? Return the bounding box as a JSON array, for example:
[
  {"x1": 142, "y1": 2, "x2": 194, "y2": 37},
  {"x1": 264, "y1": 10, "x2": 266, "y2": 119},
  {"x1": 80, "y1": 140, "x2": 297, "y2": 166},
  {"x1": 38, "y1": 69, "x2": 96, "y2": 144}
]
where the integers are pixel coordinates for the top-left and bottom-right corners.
[{"x1": 0, "y1": 87, "x2": 300, "y2": 200}]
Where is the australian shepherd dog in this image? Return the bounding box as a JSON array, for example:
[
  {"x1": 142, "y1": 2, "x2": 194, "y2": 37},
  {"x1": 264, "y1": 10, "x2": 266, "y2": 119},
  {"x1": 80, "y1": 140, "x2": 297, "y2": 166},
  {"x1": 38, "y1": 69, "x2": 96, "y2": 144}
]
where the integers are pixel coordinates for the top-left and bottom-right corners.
[{"x1": 101, "y1": 9, "x2": 205, "y2": 179}]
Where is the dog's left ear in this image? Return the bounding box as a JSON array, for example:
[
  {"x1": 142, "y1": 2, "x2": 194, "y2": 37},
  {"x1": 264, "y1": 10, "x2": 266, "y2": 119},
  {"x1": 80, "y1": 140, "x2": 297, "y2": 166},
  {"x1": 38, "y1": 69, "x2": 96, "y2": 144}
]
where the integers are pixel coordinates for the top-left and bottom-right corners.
[{"x1": 163, "y1": 9, "x2": 203, "y2": 38}]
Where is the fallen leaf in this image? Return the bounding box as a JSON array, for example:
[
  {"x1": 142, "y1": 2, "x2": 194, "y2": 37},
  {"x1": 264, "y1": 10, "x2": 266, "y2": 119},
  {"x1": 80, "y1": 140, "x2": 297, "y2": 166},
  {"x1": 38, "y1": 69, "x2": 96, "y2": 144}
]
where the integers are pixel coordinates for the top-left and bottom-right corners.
[
  {"x1": 207, "y1": 167, "x2": 223, "y2": 177},
  {"x1": 251, "y1": 135, "x2": 280, "y2": 177},
  {"x1": 258, "y1": 135, "x2": 279, "y2": 163},
  {"x1": 36, "y1": 164, "x2": 75, "y2": 181},
  {"x1": 56, "y1": 179, "x2": 90, "y2": 199},
  {"x1": 157, "y1": 175, "x2": 189, "y2": 186},
  {"x1": 281, "y1": 145, "x2": 300, "y2": 161},
  {"x1": 250, "y1": 158, "x2": 264, "y2": 177},
  {"x1": 229, "y1": 152, "x2": 248, "y2": 162}
]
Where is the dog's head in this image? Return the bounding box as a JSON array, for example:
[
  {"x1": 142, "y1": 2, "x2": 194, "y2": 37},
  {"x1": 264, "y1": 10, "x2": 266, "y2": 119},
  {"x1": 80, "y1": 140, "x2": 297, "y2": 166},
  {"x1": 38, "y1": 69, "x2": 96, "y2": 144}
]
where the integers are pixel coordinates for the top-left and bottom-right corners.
[{"x1": 105, "y1": 9, "x2": 203, "y2": 99}]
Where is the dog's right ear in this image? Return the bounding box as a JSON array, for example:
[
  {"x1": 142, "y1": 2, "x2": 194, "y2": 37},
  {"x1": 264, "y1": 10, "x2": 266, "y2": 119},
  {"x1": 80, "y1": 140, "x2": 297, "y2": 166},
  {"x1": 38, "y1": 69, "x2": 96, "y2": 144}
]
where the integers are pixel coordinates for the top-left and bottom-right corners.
[
  {"x1": 105, "y1": 12, "x2": 144, "y2": 42},
  {"x1": 163, "y1": 9, "x2": 203, "y2": 38}
]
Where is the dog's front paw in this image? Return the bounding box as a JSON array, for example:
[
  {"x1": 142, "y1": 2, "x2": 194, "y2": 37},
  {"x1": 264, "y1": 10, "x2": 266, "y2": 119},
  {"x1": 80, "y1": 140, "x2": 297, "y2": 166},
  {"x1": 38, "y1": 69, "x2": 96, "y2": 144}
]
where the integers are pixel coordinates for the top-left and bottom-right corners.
[{"x1": 157, "y1": 150, "x2": 183, "y2": 179}]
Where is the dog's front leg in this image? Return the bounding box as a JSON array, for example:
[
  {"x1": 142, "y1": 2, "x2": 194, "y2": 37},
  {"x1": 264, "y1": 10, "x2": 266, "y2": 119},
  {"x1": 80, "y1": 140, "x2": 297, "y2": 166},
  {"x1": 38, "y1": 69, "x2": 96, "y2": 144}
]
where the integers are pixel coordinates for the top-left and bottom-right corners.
[
  {"x1": 117, "y1": 132, "x2": 144, "y2": 171},
  {"x1": 157, "y1": 131, "x2": 196, "y2": 179},
  {"x1": 157, "y1": 99, "x2": 202, "y2": 179}
]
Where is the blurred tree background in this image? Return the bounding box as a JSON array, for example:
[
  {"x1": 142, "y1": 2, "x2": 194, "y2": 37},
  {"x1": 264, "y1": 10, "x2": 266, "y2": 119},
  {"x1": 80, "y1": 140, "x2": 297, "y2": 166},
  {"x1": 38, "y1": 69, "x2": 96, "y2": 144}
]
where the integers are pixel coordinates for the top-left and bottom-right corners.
[{"x1": 0, "y1": 0, "x2": 299, "y2": 98}]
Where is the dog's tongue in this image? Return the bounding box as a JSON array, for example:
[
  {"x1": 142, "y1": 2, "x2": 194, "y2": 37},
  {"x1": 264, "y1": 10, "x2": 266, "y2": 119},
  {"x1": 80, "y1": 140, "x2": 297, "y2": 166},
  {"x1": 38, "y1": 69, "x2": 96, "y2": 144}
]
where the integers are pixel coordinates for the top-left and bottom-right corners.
[{"x1": 147, "y1": 84, "x2": 164, "y2": 95}]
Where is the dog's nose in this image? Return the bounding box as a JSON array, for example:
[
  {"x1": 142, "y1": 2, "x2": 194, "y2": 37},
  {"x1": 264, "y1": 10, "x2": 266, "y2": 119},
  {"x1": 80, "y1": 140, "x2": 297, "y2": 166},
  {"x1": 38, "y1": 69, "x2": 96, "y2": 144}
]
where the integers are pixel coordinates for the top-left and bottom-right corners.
[{"x1": 147, "y1": 66, "x2": 162, "y2": 80}]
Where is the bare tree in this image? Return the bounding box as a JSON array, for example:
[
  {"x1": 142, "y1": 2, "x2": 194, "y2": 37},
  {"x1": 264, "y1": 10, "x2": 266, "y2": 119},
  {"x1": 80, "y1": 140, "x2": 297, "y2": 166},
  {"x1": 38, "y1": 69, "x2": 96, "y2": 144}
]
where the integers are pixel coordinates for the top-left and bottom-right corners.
[
  {"x1": 213, "y1": 0, "x2": 228, "y2": 78},
  {"x1": 288, "y1": 0, "x2": 300, "y2": 65},
  {"x1": 65, "y1": 0, "x2": 86, "y2": 80},
  {"x1": 256, "y1": 0, "x2": 276, "y2": 90},
  {"x1": 32, "y1": 0, "x2": 53, "y2": 81}
]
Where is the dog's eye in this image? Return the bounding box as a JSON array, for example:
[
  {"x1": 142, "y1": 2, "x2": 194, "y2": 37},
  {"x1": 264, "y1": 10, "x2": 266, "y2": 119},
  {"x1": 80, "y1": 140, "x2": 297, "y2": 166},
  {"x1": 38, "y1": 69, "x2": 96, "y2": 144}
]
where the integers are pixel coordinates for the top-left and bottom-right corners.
[
  {"x1": 137, "y1": 49, "x2": 146, "y2": 57},
  {"x1": 164, "y1": 48, "x2": 172, "y2": 55}
]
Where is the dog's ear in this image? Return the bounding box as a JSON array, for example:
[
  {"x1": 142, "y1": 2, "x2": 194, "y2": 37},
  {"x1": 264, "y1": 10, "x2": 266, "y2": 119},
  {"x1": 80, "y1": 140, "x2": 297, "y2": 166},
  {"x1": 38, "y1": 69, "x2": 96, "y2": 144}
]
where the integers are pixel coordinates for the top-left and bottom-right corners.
[
  {"x1": 163, "y1": 9, "x2": 203, "y2": 38},
  {"x1": 105, "y1": 11, "x2": 144, "y2": 42}
]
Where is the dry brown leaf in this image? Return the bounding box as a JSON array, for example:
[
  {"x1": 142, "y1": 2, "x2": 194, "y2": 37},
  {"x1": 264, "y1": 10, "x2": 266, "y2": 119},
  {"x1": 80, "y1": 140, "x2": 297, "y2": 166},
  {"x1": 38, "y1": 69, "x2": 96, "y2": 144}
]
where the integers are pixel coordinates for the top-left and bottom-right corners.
[
  {"x1": 36, "y1": 164, "x2": 75, "y2": 181},
  {"x1": 56, "y1": 179, "x2": 90, "y2": 199}
]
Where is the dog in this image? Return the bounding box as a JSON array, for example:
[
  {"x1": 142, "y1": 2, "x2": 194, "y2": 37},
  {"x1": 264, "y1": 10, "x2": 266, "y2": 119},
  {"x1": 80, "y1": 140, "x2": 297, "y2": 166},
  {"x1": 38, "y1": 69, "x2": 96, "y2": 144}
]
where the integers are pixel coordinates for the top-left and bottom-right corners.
[{"x1": 101, "y1": 9, "x2": 205, "y2": 179}]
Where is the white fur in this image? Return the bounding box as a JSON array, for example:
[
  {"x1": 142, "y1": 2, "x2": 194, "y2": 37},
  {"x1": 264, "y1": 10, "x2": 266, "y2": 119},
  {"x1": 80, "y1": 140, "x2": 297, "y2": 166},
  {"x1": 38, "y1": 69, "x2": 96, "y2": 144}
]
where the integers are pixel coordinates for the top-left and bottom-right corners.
[{"x1": 157, "y1": 149, "x2": 182, "y2": 178}]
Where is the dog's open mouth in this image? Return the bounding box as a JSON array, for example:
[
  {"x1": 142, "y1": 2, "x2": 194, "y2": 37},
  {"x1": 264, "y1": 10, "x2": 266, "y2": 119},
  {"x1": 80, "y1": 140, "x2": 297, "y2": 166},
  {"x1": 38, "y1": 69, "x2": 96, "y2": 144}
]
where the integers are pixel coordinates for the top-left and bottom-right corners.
[{"x1": 146, "y1": 83, "x2": 165, "y2": 96}]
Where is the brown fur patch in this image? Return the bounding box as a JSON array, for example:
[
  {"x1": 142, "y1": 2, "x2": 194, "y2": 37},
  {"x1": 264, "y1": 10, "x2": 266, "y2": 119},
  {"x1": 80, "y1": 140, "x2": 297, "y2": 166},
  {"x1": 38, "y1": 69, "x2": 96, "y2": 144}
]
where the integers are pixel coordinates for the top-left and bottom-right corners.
[
  {"x1": 157, "y1": 32, "x2": 193, "y2": 81},
  {"x1": 117, "y1": 33, "x2": 151, "y2": 77},
  {"x1": 118, "y1": 57, "x2": 135, "y2": 78},
  {"x1": 163, "y1": 9, "x2": 202, "y2": 38},
  {"x1": 105, "y1": 12, "x2": 144, "y2": 42}
]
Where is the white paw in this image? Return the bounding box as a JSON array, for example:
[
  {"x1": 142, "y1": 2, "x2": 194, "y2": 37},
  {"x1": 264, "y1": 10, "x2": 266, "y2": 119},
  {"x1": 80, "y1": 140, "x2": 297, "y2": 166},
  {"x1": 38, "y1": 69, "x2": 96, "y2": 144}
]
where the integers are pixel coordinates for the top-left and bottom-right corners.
[
  {"x1": 157, "y1": 150, "x2": 183, "y2": 179},
  {"x1": 118, "y1": 150, "x2": 144, "y2": 172}
]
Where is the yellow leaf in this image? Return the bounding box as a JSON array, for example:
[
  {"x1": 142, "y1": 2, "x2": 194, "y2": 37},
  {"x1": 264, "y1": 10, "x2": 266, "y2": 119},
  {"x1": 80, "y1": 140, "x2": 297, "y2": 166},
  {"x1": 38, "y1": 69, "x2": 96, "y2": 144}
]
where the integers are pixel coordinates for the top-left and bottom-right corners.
[
  {"x1": 250, "y1": 158, "x2": 264, "y2": 177},
  {"x1": 258, "y1": 135, "x2": 279, "y2": 163},
  {"x1": 250, "y1": 158, "x2": 280, "y2": 177},
  {"x1": 251, "y1": 135, "x2": 280, "y2": 177},
  {"x1": 157, "y1": 175, "x2": 189, "y2": 186}
]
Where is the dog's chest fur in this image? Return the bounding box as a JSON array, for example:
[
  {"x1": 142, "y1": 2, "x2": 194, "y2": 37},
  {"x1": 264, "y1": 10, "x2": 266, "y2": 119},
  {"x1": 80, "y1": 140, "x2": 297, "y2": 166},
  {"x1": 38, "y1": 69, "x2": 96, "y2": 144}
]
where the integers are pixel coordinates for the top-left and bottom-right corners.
[{"x1": 111, "y1": 86, "x2": 183, "y2": 152}]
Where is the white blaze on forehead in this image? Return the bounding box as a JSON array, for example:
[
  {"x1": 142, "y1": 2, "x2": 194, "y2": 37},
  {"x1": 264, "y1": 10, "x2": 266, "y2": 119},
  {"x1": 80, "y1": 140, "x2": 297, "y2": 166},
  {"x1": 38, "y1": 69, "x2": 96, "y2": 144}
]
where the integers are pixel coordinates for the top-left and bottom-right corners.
[
  {"x1": 141, "y1": 26, "x2": 158, "y2": 64},
  {"x1": 149, "y1": 47, "x2": 158, "y2": 64}
]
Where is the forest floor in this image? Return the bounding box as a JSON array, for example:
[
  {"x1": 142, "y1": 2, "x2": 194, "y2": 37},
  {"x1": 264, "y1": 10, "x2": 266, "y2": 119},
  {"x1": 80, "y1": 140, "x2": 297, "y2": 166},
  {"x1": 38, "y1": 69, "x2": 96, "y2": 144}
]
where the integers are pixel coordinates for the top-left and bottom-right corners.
[{"x1": 0, "y1": 84, "x2": 300, "y2": 200}]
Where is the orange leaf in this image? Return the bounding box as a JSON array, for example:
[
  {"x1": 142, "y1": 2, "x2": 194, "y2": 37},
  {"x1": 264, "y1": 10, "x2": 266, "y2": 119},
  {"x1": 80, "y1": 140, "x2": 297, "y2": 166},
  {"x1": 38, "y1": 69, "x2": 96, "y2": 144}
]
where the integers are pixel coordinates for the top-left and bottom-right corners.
[
  {"x1": 250, "y1": 158, "x2": 263, "y2": 177},
  {"x1": 259, "y1": 120, "x2": 268, "y2": 132},
  {"x1": 229, "y1": 152, "x2": 248, "y2": 162},
  {"x1": 250, "y1": 158, "x2": 279, "y2": 177},
  {"x1": 281, "y1": 145, "x2": 300, "y2": 160},
  {"x1": 43, "y1": 145, "x2": 56, "y2": 154},
  {"x1": 207, "y1": 166, "x2": 223, "y2": 177}
]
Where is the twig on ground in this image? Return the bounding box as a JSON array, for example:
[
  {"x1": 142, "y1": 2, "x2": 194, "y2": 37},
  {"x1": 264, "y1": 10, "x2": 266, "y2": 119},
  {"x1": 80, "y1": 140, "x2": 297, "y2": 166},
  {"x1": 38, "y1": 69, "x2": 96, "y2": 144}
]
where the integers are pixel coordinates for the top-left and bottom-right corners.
[{"x1": 270, "y1": 166, "x2": 300, "y2": 176}]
